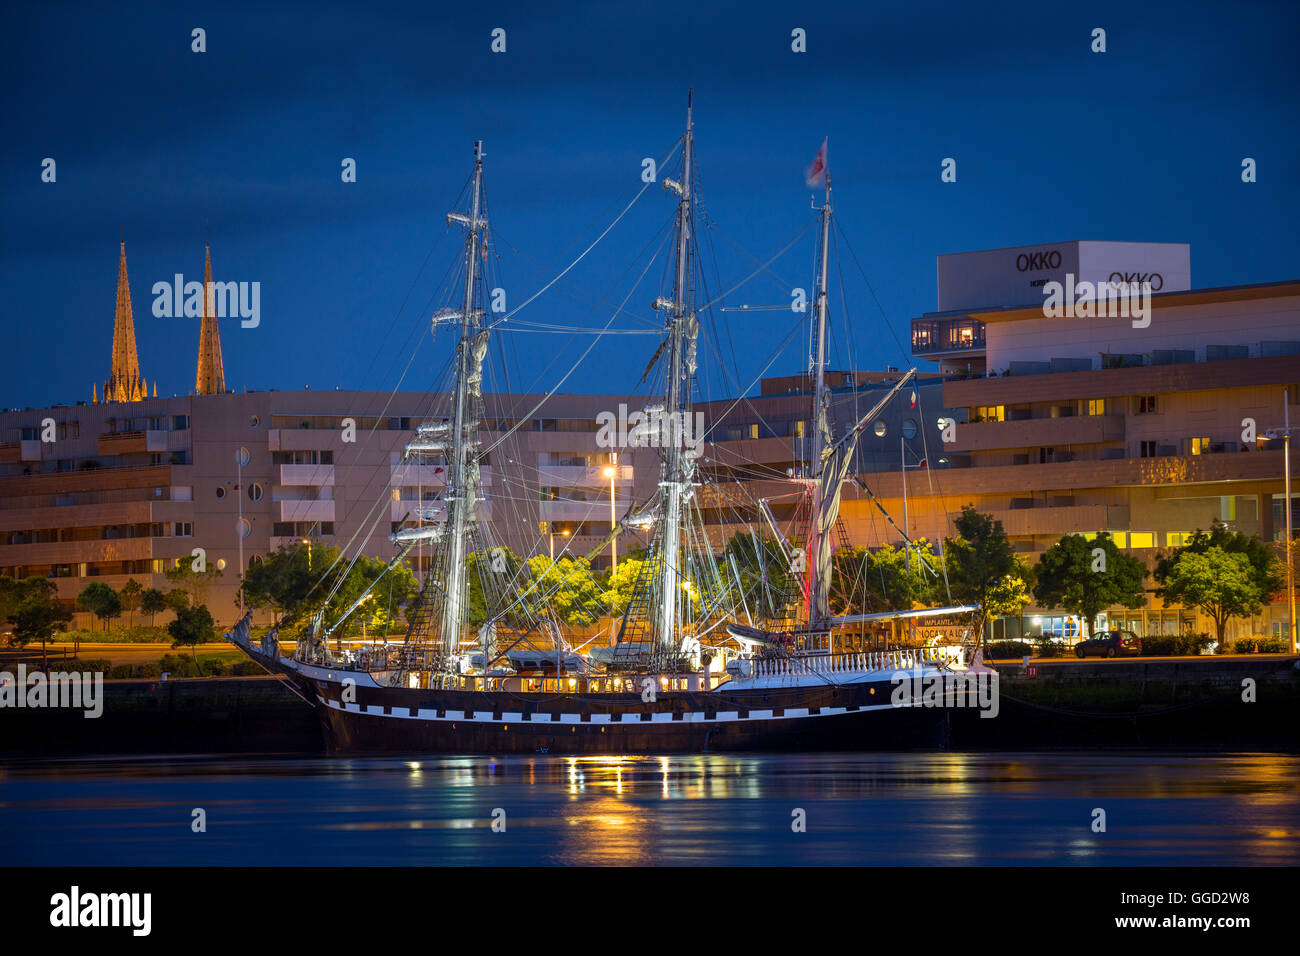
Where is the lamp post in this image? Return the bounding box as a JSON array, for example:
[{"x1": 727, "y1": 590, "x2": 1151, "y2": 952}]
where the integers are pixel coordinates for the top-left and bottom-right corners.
[
  {"x1": 549, "y1": 527, "x2": 569, "y2": 565},
  {"x1": 1265, "y1": 392, "x2": 1296, "y2": 655},
  {"x1": 604, "y1": 456, "x2": 618, "y2": 575},
  {"x1": 235, "y1": 446, "x2": 250, "y2": 611},
  {"x1": 1286, "y1": 392, "x2": 1296, "y2": 655}
]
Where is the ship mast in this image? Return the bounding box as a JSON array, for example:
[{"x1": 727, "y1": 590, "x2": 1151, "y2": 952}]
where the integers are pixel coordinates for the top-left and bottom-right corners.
[
  {"x1": 441, "y1": 141, "x2": 486, "y2": 658},
  {"x1": 807, "y1": 176, "x2": 832, "y2": 629},
  {"x1": 656, "y1": 92, "x2": 695, "y2": 653}
]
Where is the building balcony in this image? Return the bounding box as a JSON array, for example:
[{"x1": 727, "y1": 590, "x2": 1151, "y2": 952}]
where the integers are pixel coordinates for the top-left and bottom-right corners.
[
  {"x1": 943, "y1": 353, "x2": 1300, "y2": 406},
  {"x1": 389, "y1": 463, "x2": 496, "y2": 487},
  {"x1": 389, "y1": 499, "x2": 494, "y2": 523},
  {"x1": 0, "y1": 499, "x2": 186, "y2": 534},
  {"x1": 96, "y1": 430, "x2": 174, "y2": 455},
  {"x1": 537, "y1": 463, "x2": 634, "y2": 487},
  {"x1": 278, "y1": 499, "x2": 335, "y2": 523},
  {"x1": 0, "y1": 440, "x2": 42, "y2": 464},
  {"x1": 278, "y1": 464, "x2": 336, "y2": 486},
  {"x1": 390, "y1": 462, "x2": 447, "y2": 488},
  {"x1": 948, "y1": 414, "x2": 1125, "y2": 453},
  {"x1": 985, "y1": 503, "x2": 1131, "y2": 538},
  {"x1": 911, "y1": 316, "x2": 987, "y2": 357},
  {"x1": 861, "y1": 449, "x2": 1291, "y2": 498},
  {"x1": 537, "y1": 498, "x2": 632, "y2": 523},
  {"x1": 0, "y1": 536, "x2": 157, "y2": 567}
]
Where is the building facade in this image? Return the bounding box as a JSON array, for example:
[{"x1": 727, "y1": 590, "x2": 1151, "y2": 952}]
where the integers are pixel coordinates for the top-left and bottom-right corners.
[{"x1": 896, "y1": 240, "x2": 1299, "y2": 643}]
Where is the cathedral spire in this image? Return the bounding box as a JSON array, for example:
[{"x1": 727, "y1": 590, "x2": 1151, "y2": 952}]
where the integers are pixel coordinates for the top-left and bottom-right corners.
[
  {"x1": 101, "y1": 240, "x2": 147, "y2": 403},
  {"x1": 194, "y1": 243, "x2": 226, "y2": 395}
]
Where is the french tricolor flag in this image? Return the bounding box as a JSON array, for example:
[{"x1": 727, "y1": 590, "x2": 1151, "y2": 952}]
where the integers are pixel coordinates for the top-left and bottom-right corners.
[{"x1": 805, "y1": 138, "x2": 827, "y2": 188}]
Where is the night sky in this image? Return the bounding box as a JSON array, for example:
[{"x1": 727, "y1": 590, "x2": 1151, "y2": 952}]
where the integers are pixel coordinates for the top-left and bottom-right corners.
[{"x1": 3, "y1": 0, "x2": 1297, "y2": 410}]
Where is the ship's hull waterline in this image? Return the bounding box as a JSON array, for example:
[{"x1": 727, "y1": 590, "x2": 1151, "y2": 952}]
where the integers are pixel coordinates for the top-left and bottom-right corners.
[{"x1": 304, "y1": 674, "x2": 955, "y2": 754}]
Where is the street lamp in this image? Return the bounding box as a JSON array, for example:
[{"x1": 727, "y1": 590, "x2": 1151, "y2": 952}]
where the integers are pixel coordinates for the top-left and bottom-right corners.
[
  {"x1": 549, "y1": 526, "x2": 569, "y2": 564},
  {"x1": 603, "y1": 456, "x2": 617, "y2": 575},
  {"x1": 1264, "y1": 390, "x2": 1296, "y2": 654}
]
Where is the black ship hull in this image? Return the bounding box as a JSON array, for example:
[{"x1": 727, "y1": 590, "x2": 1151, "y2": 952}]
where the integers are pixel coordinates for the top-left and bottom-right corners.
[{"x1": 302, "y1": 673, "x2": 956, "y2": 754}]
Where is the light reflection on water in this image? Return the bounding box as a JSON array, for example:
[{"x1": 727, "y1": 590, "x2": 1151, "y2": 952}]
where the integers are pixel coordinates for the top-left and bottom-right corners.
[{"x1": 1, "y1": 752, "x2": 1296, "y2": 866}]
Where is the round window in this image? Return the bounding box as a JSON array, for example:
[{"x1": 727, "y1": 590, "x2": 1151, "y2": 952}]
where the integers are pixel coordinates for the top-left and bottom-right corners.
[
  {"x1": 237, "y1": 518, "x2": 252, "y2": 539},
  {"x1": 236, "y1": 446, "x2": 251, "y2": 467},
  {"x1": 873, "y1": 421, "x2": 887, "y2": 438},
  {"x1": 215, "y1": 486, "x2": 227, "y2": 499},
  {"x1": 248, "y1": 482, "x2": 264, "y2": 502},
  {"x1": 216, "y1": 558, "x2": 227, "y2": 571},
  {"x1": 902, "y1": 419, "x2": 917, "y2": 439},
  {"x1": 249, "y1": 415, "x2": 260, "y2": 428}
]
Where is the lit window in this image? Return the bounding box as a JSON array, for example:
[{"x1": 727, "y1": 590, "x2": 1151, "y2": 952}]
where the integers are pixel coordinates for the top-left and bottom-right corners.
[
  {"x1": 1190, "y1": 437, "x2": 1211, "y2": 455},
  {"x1": 1087, "y1": 399, "x2": 1105, "y2": 416},
  {"x1": 1129, "y1": 532, "x2": 1154, "y2": 548}
]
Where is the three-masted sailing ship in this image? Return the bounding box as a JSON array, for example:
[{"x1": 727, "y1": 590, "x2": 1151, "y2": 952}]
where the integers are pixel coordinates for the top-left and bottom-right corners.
[{"x1": 226, "y1": 95, "x2": 993, "y2": 753}]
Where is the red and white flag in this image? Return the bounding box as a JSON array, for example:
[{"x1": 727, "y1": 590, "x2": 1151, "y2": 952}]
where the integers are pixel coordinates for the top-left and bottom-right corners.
[
  {"x1": 804, "y1": 138, "x2": 827, "y2": 187},
  {"x1": 909, "y1": 390, "x2": 917, "y2": 409}
]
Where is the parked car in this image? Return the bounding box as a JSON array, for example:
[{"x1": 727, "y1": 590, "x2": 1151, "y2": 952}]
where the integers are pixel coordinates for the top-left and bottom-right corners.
[{"x1": 1074, "y1": 629, "x2": 1142, "y2": 658}]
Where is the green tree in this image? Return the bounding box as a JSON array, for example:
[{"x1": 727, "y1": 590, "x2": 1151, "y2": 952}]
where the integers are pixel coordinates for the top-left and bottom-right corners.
[
  {"x1": 323, "y1": 552, "x2": 418, "y2": 638},
  {"x1": 0, "y1": 576, "x2": 22, "y2": 633},
  {"x1": 1033, "y1": 532, "x2": 1147, "y2": 637},
  {"x1": 242, "y1": 544, "x2": 417, "y2": 636},
  {"x1": 165, "y1": 588, "x2": 190, "y2": 615},
  {"x1": 76, "y1": 581, "x2": 123, "y2": 633},
  {"x1": 1153, "y1": 520, "x2": 1282, "y2": 644},
  {"x1": 832, "y1": 540, "x2": 945, "y2": 615},
  {"x1": 140, "y1": 588, "x2": 168, "y2": 626},
  {"x1": 605, "y1": 551, "x2": 647, "y2": 617},
  {"x1": 1159, "y1": 546, "x2": 1263, "y2": 647},
  {"x1": 167, "y1": 604, "x2": 216, "y2": 672},
  {"x1": 119, "y1": 578, "x2": 143, "y2": 628},
  {"x1": 943, "y1": 506, "x2": 1035, "y2": 650},
  {"x1": 5, "y1": 577, "x2": 73, "y2": 666},
  {"x1": 723, "y1": 534, "x2": 796, "y2": 622},
  {"x1": 163, "y1": 558, "x2": 224, "y2": 609},
  {"x1": 523, "y1": 555, "x2": 611, "y2": 626},
  {"x1": 465, "y1": 547, "x2": 529, "y2": 626}
]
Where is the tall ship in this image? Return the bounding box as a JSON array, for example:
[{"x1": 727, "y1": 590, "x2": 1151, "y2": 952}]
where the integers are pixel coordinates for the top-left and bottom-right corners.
[{"x1": 226, "y1": 94, "x2": 992, "y2": 753}]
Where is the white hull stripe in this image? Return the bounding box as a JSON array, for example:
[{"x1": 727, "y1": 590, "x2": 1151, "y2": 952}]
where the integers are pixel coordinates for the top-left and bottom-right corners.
[{"x1": 318, "y1": 695, "x2": 917, "y2": 723}]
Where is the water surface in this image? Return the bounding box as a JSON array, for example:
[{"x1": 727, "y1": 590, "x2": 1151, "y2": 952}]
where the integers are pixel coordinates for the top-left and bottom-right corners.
[{"x1": 2, "y1": 752, "x2": 1296, "y2": 866}]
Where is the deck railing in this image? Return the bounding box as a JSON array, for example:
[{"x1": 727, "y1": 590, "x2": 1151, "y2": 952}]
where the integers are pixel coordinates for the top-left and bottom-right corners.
[{"x1": 747, "y1": 646, "x2": 965, "y2": 679}]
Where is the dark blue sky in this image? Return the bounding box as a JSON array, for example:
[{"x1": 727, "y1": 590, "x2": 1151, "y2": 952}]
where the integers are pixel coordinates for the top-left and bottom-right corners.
[{"x1": 3, "y1": 0, "x2": 1298, "y2": 410}]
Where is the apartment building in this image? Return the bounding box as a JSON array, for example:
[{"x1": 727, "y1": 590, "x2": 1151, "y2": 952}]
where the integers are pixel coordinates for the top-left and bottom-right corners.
[
  {"x1": 891, "y1": 240, "x2": 1300, "y2": 642},
  {"x1": 0, "y1": 390, "x2": 667, "y2": 624}
]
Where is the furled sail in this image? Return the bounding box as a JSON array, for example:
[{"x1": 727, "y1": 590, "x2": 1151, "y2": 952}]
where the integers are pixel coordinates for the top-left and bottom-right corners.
[{"x1": 810, "y1": 370, "x2": 916, "y2": 624}]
